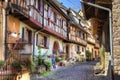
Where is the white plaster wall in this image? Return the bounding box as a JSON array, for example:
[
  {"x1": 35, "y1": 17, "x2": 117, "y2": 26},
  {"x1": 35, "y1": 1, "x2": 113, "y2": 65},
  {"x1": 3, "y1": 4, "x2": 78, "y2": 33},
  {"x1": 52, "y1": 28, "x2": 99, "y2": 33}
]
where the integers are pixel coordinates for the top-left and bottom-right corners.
[
  {"x1": 80, "y1": 46, "x2": 86, "y2": 59},
  {"x1": 34, "y1": 34, "x2": 64, "y2": 56},
  {"x1": 19, "y1": 22, "x2": 35, "y2": 54},
  {"x1": 69, "y1": 43, "x2": 77, "y2": 58},
  {"x1": 69, "y1": 43, "x2": 86, "y2": 59}
]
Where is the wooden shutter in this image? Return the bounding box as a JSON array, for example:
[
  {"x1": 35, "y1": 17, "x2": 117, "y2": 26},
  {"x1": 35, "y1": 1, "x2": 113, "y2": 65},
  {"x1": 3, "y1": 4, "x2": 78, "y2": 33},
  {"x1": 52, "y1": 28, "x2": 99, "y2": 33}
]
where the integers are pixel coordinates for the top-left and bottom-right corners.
[
  {"x1": 48, "y1": 7, "x2": 51, "y2": 18},
  {"x1": 24, "y1": 28, "x2": 28, "y2": 41},
  {"x1": 31, "y1": 31, "x2": 34, "y2": 44},
  {"x1": 38, "y1": 0, "x2": 41, "y2": 10},
  {"x1": 40, "y1": 0, "x2": 43, "y2": 12},
  {"x1": 47, "y1": 37, "x2": 50, "y2": 48},
  {"x1": 22, "y1": 27, "x2": 24, "y2": 40},
  {"x1": 36, "y1": 34, "x2": 41, "y2": 46},
  {"x1": 36, "y1": 34, "x2": 38, "y2": 45}
]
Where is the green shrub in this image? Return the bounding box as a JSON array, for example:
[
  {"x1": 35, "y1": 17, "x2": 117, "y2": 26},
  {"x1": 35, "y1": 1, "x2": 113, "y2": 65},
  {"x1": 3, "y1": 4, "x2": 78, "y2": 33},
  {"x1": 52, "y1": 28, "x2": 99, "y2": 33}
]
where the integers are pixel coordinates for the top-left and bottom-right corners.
[
  {"x1": 34, "y1": 46, "x2": 48, "y2": 66},
  {"x1": 99, "y1": 46, "x2": 105, "y2": 68},
  {"x1": 21, "y1": 57, "x2": 35, "y2": 72},
  {"x1": 56, "y1": 57, "x2": 62, "y2": 62},
  {"x1": 86, "y1": 50, "x2": 91, "y2": 60},
  {"x1": 86, "y1": 50, "x2": 91, "y2": 58},
  {"x1": 43, "y1": 59, "x2": 52, "y2": 71}
]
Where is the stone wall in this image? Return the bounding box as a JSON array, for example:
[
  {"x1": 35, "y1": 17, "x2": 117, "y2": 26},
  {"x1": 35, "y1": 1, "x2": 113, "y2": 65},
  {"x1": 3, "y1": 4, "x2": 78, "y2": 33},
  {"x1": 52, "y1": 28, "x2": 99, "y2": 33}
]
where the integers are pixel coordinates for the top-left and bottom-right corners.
[{"x1": 112, "y1": 0, "x2": 120, "y2": 76}]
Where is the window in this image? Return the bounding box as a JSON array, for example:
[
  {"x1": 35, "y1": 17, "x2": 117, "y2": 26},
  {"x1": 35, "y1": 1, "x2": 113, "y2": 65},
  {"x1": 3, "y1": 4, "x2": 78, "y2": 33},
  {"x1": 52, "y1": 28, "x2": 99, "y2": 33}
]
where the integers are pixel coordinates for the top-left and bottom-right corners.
[
  {"x1": 82, "y1": 47, "x2": 84, "y2": 52},
  {"x1": 47, "y1": 6, "x2": 51, "y2": 18},
  {"x1": 39, "y1": 0, "x2": 43, "y2": 12},
  {"x1": 80, "y1": 32, "x2": 83, "y2": 39},
  {"x1": 36, "y1": 34, "x2": 49, "y2": 48},
  {"x1": 83, "y1": 33, "x2": 85, "y2": 40},
  {"x1": 77, "y1": 46, "x2": 80, "y2": 52},
  {"x1": 75, "y1": 30, "x2": 78, "y2": 37},
  {"x1": 22, "y1": 27, "x2": 33, "y2": 44},
  {"x1": 54, "y1": 12, "x2": 57, "y2": 23}
]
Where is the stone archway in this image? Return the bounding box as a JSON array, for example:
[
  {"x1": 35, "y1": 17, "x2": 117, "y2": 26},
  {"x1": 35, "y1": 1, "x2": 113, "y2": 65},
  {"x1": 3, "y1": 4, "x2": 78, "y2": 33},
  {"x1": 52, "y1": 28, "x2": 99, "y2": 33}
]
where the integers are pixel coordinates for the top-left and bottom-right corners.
[{"x1": 53, "y1": 41, "x2": 59, "y2": 54}]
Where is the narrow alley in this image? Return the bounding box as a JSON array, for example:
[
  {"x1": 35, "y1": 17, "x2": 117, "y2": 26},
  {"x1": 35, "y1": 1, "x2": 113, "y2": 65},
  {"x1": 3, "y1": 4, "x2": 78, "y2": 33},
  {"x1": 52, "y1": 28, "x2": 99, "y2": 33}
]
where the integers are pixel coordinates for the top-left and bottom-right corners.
[{"x1": 31, "y1": 61, "x2": 109, "y2": 80}]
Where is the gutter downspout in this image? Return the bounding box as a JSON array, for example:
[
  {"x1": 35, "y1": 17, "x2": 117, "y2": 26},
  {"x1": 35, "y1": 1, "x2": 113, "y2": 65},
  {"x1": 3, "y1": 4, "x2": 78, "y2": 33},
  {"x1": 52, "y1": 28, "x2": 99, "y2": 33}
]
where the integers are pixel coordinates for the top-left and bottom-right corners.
[
  {"x1": 80, "y1": 0, "x2": 113, "y2": 80},
  {"x1": 4, "y1": 8, "x2": 8, "y2": 60},
  {"x1": 33, "y1": 0, "x2": 45, "y2": 61}
]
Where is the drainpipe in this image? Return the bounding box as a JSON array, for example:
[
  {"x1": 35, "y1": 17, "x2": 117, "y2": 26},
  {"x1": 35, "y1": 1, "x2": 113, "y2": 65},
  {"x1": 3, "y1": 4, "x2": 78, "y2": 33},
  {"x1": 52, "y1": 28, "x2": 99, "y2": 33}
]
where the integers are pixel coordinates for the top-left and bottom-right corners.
[
  {"x1": 80, "y1": 0, "x2": 113, "y2": 80},
  {"x1": 33, "y1": 0, "x2": 45, "y2": 61},
  {"x1": 4, "y1": 9, "x2": 8, "y2": 60}
]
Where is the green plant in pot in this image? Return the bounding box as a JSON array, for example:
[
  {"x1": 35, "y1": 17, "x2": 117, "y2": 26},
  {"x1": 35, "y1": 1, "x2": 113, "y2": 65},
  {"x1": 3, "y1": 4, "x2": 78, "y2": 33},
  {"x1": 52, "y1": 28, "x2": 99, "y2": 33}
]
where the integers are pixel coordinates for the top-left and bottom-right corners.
[{"x1": 21, "y1": 57, "x2": 35, "y2": 72}]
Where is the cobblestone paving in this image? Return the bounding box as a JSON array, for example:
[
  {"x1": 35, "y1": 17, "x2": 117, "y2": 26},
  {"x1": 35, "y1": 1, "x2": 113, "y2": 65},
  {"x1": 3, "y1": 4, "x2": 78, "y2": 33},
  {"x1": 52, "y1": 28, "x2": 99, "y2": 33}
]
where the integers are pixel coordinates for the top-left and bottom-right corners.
[{"x1": 31, "y1": 61, "x2": 109, "y2": 80}]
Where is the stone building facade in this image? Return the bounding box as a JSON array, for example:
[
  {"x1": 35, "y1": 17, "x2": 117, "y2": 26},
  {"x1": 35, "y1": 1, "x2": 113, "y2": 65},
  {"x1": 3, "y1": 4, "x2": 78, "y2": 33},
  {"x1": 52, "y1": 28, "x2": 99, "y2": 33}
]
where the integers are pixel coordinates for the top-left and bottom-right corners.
[{"x1": 112, "y1": 0, "x2": 120, "y2": 77}]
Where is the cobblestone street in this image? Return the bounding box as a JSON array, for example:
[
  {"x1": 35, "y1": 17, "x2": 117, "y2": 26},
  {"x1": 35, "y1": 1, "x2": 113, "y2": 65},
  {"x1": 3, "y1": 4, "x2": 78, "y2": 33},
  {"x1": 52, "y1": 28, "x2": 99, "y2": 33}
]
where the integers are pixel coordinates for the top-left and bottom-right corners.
[{"x1": 31, "y1": 61, "x2": 110, "y2": 80}]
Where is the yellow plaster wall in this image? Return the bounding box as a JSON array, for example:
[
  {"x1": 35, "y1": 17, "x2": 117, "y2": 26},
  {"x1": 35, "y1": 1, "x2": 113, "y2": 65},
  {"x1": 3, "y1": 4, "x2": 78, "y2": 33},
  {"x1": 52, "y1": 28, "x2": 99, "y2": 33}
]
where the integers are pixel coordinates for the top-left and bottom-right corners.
[
  {"x1": 17, "y1": 72, "x2": 30, "y2": 80},
  {"x1": 8, "y1": 15, "x2": 20, "y2": 43}
]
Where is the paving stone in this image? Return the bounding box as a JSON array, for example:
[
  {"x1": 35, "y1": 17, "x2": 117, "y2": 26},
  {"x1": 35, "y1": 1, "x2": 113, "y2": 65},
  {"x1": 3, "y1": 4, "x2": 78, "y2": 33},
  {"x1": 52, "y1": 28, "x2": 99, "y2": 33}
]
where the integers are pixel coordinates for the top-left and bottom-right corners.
[{"x1": 31, "y1": 61, "x2": 109, "y2": 80}]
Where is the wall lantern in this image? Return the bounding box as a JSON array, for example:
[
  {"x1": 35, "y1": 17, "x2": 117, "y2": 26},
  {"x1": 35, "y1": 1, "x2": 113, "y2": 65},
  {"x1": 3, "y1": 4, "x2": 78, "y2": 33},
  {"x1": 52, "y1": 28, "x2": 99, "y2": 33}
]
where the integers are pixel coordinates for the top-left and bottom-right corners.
[{"x1": 8, "y1": 31, "x2": 20, "y2": 38}]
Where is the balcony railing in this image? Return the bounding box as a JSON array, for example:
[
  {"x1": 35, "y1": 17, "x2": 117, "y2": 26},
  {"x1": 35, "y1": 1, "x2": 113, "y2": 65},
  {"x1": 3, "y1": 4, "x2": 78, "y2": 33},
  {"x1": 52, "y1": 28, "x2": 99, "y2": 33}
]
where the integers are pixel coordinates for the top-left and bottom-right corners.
[
  {"x1": 44, "y1": 19, "x2": 67, "y2": 38},
  {"x1": 10, "y1": 0, "x2": 43, "y2": 29},
  {"x1": 29, "y1": 6, "x2": 43, "y2": 26},
  {"x1": 69, "y1": 35, "x2": 87, "y2": 46},
  {"x1": 80, "y1": 38, "x2": 87, "y2": 46},
  {"x1": 10, "y1": 0, "x2": 29, "y2": 17},
  {"x1": 87, "y1": 37, "x2": 95, "y2": 44}
]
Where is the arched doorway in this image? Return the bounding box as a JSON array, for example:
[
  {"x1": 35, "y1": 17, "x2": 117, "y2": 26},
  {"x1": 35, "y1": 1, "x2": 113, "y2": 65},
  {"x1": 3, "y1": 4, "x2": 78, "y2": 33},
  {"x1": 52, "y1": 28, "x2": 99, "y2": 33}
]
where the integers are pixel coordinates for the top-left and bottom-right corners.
[{"x1": 53, "y1": 41, "x2": 59, "y2": 54}]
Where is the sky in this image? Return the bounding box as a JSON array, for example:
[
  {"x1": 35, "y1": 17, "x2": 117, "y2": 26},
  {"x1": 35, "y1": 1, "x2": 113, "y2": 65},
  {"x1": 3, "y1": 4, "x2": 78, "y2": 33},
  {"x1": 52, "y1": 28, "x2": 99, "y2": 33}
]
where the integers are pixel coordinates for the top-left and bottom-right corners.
[{"x1": 58, "y1": 0, "x2": 82, "y2": 12}]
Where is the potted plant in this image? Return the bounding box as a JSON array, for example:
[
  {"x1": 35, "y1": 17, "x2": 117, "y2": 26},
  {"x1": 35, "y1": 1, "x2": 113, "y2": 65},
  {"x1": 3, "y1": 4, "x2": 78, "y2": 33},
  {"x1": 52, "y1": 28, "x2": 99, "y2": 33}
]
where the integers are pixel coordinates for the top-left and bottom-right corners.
[
  {"x1": 21, "y1": 57, "x2": 35, "y2": 72},
  {"x1": 11, "y1": 60, "x2": 23, "y2": 73}
]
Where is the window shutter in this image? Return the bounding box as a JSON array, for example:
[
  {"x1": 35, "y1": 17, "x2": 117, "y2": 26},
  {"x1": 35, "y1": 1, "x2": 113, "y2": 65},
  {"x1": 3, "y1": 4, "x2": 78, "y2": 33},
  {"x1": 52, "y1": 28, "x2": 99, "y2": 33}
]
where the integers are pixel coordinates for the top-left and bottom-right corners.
[
  {"x1": 38, "y1": 0, "x2": 40, "y2": 10},
  {"x1": 75, "y1": 45, "x2": 77, "y2": 52},
  {"x1": 24, "y1": 28, "x2": 28, "y2": 41},
  {"x1": 37, "y1": 34, "x2": 41, "y2": 46},
  {"x1": 47, "y1": 37, "x2": 50, "y2": 48},
  {"x1": 31, "y1": 32, "x2": 34, "y2": 44},
  {"x1": 36, "y1": 34, "x2": 38, "y2": 45},
  {"x1": 40, "y1": 0, "x2": 43, "y2": 12},
  {"x1": 48, "y1": 7, "x2": 51, "y2": 18},
  {"x1": 22, "y1": 27, "x2": 24, "y2": 40}
]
